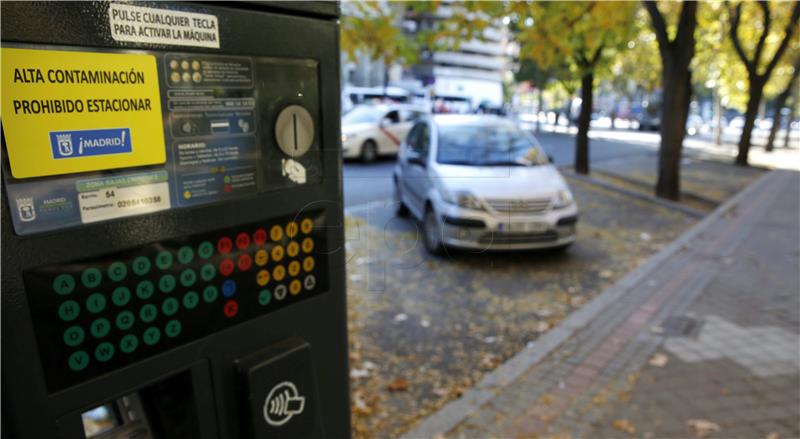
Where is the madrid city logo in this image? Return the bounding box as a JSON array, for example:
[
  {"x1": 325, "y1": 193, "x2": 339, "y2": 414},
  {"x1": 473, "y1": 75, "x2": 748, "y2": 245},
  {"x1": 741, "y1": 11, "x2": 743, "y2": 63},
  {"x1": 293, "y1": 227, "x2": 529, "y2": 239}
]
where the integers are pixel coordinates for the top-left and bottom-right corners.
[{"x1": 16, "y1": 197, "x2": 36, "y2": 222}]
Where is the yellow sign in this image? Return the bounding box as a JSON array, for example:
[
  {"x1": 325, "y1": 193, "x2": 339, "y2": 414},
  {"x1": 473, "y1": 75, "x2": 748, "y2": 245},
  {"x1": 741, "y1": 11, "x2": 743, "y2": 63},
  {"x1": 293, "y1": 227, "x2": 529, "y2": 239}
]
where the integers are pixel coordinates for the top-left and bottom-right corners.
[{"x1": 1, "y1": 48, "x2": 166, "y2": 179}]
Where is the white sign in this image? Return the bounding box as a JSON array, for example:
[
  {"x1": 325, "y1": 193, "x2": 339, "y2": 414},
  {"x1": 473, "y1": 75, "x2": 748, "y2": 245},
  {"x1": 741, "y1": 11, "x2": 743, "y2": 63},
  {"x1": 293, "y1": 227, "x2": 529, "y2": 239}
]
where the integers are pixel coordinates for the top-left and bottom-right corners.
[
  {"x1": 78, "y1": 182, "x2": 170, "y2": 224},
  {"x1": 108, "y1": 3, "x2": 220, "y2": 49}
]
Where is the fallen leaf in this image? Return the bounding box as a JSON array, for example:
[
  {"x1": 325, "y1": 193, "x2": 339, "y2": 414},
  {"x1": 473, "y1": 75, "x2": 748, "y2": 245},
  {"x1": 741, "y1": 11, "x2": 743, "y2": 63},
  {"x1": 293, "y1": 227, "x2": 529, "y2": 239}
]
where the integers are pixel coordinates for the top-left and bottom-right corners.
[
  {"x1": 765, "y1": 433, "x2": 780, "y2": 439},
  {"x1": 687, "y1": 419, "x2": 721, "y2": 438},
  {"x1": 387, "y1": 378, "x2": 409, "y2": 392},
  {"x1": 350, "y1": 368, "x2": 369, "y2": 379},
  {"x1": 479, "y1": 354, "x2": 500, "y2": 370},
  {"x1": 393, "y1": 313, "x2": 408, "y2": 323},
  {"x1": 600, "y1": 270, "x2": 614, "y2": 279},
  {"x1": 640, "y1": 232, "x2": 652, "y2": 241},
  {"x1": 535, "y1": 321, "x2": 551, "y2": 332},
  {"x1": 649, "y1": 353, "x2": 669, "y2": 367},
  {"x1": 612, "y1": 419, "x2": 636, "y2": 434},
  {"x1": 570, "y1": 296, "x2": 587, "y2": 307}
]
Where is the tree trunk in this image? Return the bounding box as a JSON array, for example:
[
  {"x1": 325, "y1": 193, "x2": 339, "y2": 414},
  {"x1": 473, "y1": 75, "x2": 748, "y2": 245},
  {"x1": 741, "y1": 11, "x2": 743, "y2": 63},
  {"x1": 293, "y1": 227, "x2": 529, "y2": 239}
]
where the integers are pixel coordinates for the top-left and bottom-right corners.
[
  {"x1": 713, "y1": 87, "x2": 722, "y2": 145},
  {"x1": 736, "y1": 76, "x2": 765, "y2": 166},
  {"x1": 575, "y1": 72, "x2": 593, "y2": 175},
  {"x1": 766, "y1": 65, "x2": 799, "y2": 151},
  {"x1": 656, "y1": 62, "x2": 692, "y2": 201},
  {"x1": 536, "y1": 88, "x2": 544, "y2": 133}
]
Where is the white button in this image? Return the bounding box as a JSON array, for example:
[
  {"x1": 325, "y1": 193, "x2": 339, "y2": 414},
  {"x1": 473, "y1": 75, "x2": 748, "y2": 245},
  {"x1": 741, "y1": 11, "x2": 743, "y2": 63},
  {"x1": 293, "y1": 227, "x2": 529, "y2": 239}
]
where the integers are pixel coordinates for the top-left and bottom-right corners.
[
  {"x1": 274, "y1": 105, "x2": 314, "y2": 158},
  {"x1": 303, "y1": 275, "x2": 316, "y2": 290},
  {"x1": 274, "y1": 284, "x2": 288, "y2": 300}
]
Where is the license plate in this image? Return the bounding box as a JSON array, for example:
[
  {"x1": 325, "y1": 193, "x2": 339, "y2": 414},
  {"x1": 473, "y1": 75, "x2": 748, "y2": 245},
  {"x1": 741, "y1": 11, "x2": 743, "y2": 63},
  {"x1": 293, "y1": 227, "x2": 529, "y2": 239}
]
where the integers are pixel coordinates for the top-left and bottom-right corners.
[{"x1": 501, "y1": 222, "x2": 548, "y2": 233}]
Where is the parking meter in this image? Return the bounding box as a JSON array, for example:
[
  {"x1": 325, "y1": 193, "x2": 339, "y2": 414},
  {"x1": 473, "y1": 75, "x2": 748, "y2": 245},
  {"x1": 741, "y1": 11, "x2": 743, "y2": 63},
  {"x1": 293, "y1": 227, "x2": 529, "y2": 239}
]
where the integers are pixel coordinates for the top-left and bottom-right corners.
[{"x1": 1, "y1": 2, "x2": 350, "y2": 438}]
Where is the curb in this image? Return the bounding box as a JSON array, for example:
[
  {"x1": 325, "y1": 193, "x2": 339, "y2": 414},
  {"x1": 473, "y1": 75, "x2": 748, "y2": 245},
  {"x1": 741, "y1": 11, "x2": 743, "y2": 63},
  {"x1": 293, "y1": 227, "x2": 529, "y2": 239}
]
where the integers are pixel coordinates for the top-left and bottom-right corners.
[{"x1": 400, "y1": 170, "x2": 778, "y2": 439}]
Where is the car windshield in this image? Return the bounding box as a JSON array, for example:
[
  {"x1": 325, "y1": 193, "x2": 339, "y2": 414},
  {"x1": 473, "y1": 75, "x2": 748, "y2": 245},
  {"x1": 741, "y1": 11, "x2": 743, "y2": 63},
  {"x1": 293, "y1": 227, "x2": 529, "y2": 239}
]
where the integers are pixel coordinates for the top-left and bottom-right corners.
[
  {"x1": 436, "y1": 124, "x2": 549, "y2": 166},
  {"x1": 342, "y1": 106, "x2": 383, "y2": 125}
]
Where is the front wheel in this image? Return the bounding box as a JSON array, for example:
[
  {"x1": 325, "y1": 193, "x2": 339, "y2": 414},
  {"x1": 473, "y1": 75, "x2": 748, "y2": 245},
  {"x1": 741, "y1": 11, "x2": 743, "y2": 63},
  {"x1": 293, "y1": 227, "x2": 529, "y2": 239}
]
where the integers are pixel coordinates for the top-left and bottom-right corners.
[
  {"x1": 360, "y1": 140, "x2": 378, "y2": 163},
  {"x1": 422, "y1": 208, "x2": 444, "y2": 255}
]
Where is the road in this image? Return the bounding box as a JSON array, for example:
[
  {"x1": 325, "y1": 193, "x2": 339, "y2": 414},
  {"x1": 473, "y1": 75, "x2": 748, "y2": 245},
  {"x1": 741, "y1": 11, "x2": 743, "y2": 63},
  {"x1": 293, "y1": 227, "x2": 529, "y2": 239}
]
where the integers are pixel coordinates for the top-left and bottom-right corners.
[{"x1": 343, "y1": 129, "x2": 658, "y2": 207}]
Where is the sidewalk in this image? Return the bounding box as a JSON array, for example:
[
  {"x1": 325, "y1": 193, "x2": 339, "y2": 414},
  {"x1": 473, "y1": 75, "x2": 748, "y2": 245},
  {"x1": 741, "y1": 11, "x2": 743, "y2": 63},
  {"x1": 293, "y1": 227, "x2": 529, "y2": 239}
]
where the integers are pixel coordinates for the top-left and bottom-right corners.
[{"x1": 404, "y1": 170, "x2": 799, "y2": 439}]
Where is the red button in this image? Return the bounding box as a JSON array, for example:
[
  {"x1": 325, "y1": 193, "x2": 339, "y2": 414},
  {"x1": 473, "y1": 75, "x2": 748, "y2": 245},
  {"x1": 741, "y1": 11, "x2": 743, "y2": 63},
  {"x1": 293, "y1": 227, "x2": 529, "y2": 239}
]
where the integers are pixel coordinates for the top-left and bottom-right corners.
[
  {"x1": 235, "y1": 232, "x2": 250, "y2": 250},
  {"x1": 253, "y1": 228, "x2": 267, "y2": 246},
  {"x1": 217, "y1": 237, "x2": 233, "y2": 255},
  {"x1": 237, "y1": 254, "x2": 252, "y2": 271},
  {"x1": 223, "y1": 300, "x2": 239, "y2": 318},
  {"x1": 219, "y1": 258, "x2": 235, "y2": 276}
]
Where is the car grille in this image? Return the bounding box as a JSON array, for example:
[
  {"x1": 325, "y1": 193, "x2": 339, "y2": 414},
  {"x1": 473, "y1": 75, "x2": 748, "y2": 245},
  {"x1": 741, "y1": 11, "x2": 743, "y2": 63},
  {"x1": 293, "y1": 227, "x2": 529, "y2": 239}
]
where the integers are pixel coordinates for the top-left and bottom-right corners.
[
  {"x1": 478, "y1": 231, "x2": 559, "y2": 244},
  {"x1": 485, "y1": 197, "x2": 551, "y2": 215}
]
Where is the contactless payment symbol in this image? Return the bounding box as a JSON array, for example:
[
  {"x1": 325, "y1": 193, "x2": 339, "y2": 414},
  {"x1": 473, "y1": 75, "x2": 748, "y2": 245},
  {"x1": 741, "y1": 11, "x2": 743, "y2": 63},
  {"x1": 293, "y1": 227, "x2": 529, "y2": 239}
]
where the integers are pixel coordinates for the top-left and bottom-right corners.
[{"x1": 263, "y1": 381, "x2": 306, "y2": 426}]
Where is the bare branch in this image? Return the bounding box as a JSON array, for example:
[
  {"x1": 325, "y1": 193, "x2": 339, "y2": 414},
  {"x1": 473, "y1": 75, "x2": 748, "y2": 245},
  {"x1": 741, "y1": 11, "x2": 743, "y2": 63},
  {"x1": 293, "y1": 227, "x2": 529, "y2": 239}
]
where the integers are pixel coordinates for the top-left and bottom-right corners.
[
  {"x1": 643, "y1": 1, "x2": 669, "y2": 56},
  {"x1": 728, "y1": 1, "x2": 755, "y2": 74},
  {"x1": 753, "y1": 1, "x2": 772, "y2": 71},
  {"x1": 762, "y1": 1, "x2": 800, "y2": 78}
]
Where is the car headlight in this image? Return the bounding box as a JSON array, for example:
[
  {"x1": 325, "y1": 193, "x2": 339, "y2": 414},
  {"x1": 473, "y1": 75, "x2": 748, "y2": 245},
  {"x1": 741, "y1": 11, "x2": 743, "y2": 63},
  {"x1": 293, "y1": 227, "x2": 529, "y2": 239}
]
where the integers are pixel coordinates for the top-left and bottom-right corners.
[
  {"x1": 553, "y1": 189, "x2": 574, "y2": 209},
  {"x1": 441, "y1": 190, "x2": 484, "y2": 210}
]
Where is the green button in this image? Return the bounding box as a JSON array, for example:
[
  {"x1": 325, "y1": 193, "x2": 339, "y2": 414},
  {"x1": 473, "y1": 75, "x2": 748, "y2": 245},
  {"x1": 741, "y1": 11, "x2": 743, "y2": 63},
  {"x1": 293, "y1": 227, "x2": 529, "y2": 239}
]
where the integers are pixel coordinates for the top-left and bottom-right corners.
[
  {"x1": 116, "y1": 311, "x2": 135, "y2": 330},
  {"x1": 159, "y1": 275, "x2": 176, "y2": 293},
  {"x1": 95, "y1": 342, "x2": 115, "y2": 362},
  {"x1": 202, "y1": 285, "x2": 218, "y2": 303},
  {"x1": 143, "y1": 327, "x2": 161, "y2": 345},
  {"x1": 132, "y1": 256, "x2": 151, "y2": 276},
  {"x1": 180, "y1": 269, "x2": 197, "y2": 287},
  {"x1": 139, "y1": 304, "x2": 158, "y2": 323},
  {"x1": 112, "y1": 286, "x2": 131, "y2": 307},
  {"x1": 53, "y1": 274, "x2": 76, "y2": 295},
  {"x1": 155, "y1": 251, "x2": 173, "y2": 270},
  {"x1": 258, "y1": 289, "x2": 272, "y2": 306},
  {"x1": 86, "y1": 293, "x2": 107, "y2": 313},
  {"x1": 68, "y1": 351, "x2": 89, "y2": 371},
  {"x1": 178, "y1": 246, "x2": 194, "y2": 264},
  {"x1": 63, "y1": 326, "x2": 85, "y2": 347},
  {"x1": 107, "y1": 262, "x2": 127, "y2": 282},
  {"x1": 183, "y1": 291, "x2": 199, "y2": 309},
  {"x1": 162, "y1": 297, "x2": 179, "y2": 316},
  {"x1": 81, "y1": 268, "x2": 102, "y2": 288},
  {"x1": 136, "y1": 280, "x2": 155, "y2": 300},
  {"x1": 120, "y1": 334, "x2": 138, "y2": 353},
  {"x1": 90, "y1": 318, "x2": 111, "y2": 338},
  {"x1": 200, "y1": 264, "x2": 216, "y2": 282},
  {"x1": 198, "y1": 241, "x2": 214, "y2": 259},
  {"x1": 58, "y1": 300, "x2": 80, "y2": 321},
  {"x1": 165, "y1": 320, "x2": 182, "y2": 338}
]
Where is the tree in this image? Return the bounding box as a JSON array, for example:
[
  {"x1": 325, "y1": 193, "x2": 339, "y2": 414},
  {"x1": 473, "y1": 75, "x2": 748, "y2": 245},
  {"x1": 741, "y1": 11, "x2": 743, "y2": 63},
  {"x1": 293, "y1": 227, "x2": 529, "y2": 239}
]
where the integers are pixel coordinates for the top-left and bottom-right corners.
[
  {"x1": 728, "y1": 0, "x2": 800, "y2": 166},
  {"x1": 644, "y1": 1, "x2": 698, "y2": 201},
  {"x1": 766, "y1": 56, "x2": 800, "y2": 151},
  {"x1": 512, "y1": 1, "x2": 636, "y2": 174},
  {"x1": 340, "y1": 1, "x2": 418, "y2": 93}
]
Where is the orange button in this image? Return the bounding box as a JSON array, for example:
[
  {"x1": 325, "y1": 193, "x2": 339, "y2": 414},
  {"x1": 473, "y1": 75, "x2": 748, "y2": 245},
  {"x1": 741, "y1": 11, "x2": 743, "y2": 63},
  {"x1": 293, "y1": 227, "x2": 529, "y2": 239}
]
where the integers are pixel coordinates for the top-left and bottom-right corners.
[
  {"x1": 255, "y1": 249, "x2": 269, "y2": 266},
  {"x1": 272, "y1": 265, "x2": 286, "y2": 282},
  {"x1": 287, "y1": 241, "x2": 299, "y2": 258},
  {"x1": 301, "y1": 237, "x2": 314, "y2": 253},
  {"x1": 271, "y1": 245, "x2": 284, "y2": 262},
  {"x1": 270, "y1": 225, "x2": 283, "y2": 242},
  {"x1": 303, "y1": 256, "x2": 315, "y2": 272},
  {"x1": 256, "y1": 269, "x2": 270, "y2": 286},
  {"x1": 288, "y1": 260, "x2": 300, "y2": 277},
  {"x1": 286, "y1": 221, "x2": 298, "y2": 238},
  {"x1": 289, "y1": 279, "x2": 302, "y2": 296},
  {"x1": 301, "y1": 218, "x2": 313, "y2": 234}
]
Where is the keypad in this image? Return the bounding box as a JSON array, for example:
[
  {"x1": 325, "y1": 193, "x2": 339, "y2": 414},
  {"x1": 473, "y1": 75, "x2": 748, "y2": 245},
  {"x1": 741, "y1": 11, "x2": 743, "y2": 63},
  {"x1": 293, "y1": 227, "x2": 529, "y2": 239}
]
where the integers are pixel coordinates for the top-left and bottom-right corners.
[{"x1": 24, "y1": 211, "x2": 328, "y2": 391}]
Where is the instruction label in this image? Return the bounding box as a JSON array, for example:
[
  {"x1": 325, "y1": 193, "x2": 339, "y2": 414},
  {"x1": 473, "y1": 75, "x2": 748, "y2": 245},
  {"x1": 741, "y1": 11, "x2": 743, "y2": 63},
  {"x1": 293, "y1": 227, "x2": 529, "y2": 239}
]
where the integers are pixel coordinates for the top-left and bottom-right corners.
[
  {"x1": 109, "y1": 3, "x2": 220, "y2": 48},
  {"x1": 0, "y1": 48, "x2": 166, "y2": 178}
]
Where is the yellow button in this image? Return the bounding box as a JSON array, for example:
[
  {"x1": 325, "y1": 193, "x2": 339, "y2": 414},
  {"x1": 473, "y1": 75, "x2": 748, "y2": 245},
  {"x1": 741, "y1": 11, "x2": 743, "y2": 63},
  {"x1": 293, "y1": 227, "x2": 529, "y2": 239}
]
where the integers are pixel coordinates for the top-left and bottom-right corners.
[
  {"x1": 270, "y1": 225, "x2": 283, "y2": 242},
  {"x1": 271, "y1": 245, "x2": 284, "y2": 262},
  {"x1": 303, "y1": 256, "x2": 315, "y2": 272},
  {"x1": 255, "y1": 249, "x2": 269, "y2": 266},
  {"x1": 256, "y1": 269, "x2": 270, "y2": 286},
  {"x1": 289, "y1": 279, "x2": 302, "y2": 295},
  {"x1": 287, "y1": 241, "x2": 299, "y2": 258},
  {"x1": 288, "y1": 260, "x2": 301, "y2": 277},
  {"x1": 273, "y1": 265, "x2": 286, "y2": 282},
  {"x1": 286, "y1": 221, "x2": 298, "y2": 238},
  {"x1": 302, "y1": 237, "x2": 314, "y2": 253},
  {"x1": 301, "y1": 218, "x2": 313, "y2": 234}
]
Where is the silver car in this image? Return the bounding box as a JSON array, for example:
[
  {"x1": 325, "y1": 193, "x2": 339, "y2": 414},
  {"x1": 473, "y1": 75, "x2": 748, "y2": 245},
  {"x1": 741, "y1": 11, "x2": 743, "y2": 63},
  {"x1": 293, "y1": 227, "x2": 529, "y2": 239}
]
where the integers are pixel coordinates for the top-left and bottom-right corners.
[{"x1": 393, "y1": 115, "x2": 578, "y2": 254}]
